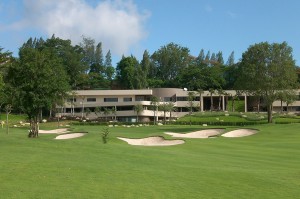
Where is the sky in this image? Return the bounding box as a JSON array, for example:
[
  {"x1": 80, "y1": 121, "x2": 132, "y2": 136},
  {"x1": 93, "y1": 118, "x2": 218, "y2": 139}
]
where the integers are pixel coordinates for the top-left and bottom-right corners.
[{"x1": 0, "y1": 0, "x2": 300, "y2": 66}]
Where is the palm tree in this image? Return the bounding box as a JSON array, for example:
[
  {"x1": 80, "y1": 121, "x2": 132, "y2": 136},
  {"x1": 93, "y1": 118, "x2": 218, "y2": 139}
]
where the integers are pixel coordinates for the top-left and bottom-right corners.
[
  {"x1": 187, "y1": 92, "x2": 196, "y2": 125},
  {"x1": 209, "y1": 88, "x2": 215, "y2": 111},
  {"x1": 150, "y1": 96, "x2": 159, "y2": 125},
  {"x1": 167, "y1": 102, "x2": 176, "y2": 121},
  {"x1": 197, "y1": 89, "x2": 204, "y2": 112},
  {"x1": 133, "y1": 104, "x2": 143, "y2": 122},
  {"x1": 111, "y1": 106, "x2": 117, "y2": 121},
  {"x1": 103, "y1": 107, "x2": 111, "y2": 122},
  {"x1": 217, "y1": 89, "x2": 224, "y2": 111},
  {"x1": 94, "y1": 106, "x2": 102, "y2": 118}
]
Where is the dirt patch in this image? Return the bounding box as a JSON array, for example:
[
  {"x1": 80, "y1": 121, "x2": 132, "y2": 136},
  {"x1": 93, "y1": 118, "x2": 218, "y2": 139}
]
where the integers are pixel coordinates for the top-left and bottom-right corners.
[
  {"x1": 117, "y1": 136, "x2": 184, "y2": 146},
  {"x1": 221, "y1": 129, "x2": 258, "y2": 137},
  {"x1": 165, "y1": 129, "x2": 224, "y2": 138}
]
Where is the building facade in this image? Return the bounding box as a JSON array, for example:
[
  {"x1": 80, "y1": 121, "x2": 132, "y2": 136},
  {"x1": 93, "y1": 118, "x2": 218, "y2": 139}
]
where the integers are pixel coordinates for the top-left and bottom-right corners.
[{"x1": 58, "y1": 88, "x2": 300, "y2": 122}]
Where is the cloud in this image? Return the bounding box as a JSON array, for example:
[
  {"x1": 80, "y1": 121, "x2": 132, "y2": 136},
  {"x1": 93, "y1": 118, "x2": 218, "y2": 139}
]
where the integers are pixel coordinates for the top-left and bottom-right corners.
[{"x1": 2, "y1": 0, "x2": 149, "y2": 56}]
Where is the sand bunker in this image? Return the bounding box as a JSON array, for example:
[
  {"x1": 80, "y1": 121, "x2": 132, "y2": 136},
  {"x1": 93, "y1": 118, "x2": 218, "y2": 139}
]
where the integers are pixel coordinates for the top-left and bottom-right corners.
[
  {"x1": 55, "y1": 133, "x2": 86, "y2": 140},
  {"x1": 221, "y1": 129, "x2": 258, "y2": 138},
  {"x1": 165, "y1": 129, "x2": 224, "y2": 138},
  {"x1": 39, "y1": 128, "x2": 69, "y2": 134},
  {"x1": 117, "y1": 136, "x2": 184, "y2": 146}
]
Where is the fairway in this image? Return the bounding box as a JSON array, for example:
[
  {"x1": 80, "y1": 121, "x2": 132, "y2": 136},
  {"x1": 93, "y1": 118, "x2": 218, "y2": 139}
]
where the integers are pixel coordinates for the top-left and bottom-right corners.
[{"x1": 1, "y1": 124, "x2": 300, "y2": 198}]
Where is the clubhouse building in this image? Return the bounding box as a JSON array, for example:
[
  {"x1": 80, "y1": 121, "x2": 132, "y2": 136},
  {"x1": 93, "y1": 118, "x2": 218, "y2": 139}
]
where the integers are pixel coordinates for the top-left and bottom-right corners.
[{"x1": 58, "y1": 88, "x2": 300, "y2": 122}]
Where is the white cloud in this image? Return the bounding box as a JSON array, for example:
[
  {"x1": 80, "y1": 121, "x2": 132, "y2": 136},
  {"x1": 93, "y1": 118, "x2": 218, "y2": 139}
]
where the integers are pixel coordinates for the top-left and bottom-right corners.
[{"x1": 3, "y1": 0, "x2": 149, "y2": 56}]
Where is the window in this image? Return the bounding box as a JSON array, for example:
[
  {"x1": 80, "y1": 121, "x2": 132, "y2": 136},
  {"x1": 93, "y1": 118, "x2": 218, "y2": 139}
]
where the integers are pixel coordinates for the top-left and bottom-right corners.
[
  {"x1": 123, "y1": 97, "x2": 132, "y2": 102},
  {"x1": 176, "y1": 97, "x2": 187, "y2": 101},
  {"x1": 87, "y1": 98, "x2": 96, "y2": 102},
  {"x1": 164, "y1": 97, "x2": 172, "y2": 102},
  {"x1": 135, "y1": 95, "x2": 151, "y2": 101},
  {"x1": 104, "y1": 98, "x2": 118, "y2": 102}
]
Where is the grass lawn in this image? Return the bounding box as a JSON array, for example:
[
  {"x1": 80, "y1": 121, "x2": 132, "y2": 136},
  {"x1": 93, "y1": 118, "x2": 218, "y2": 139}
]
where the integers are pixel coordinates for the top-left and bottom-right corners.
[{"x1": 1, "y1": 123, "x2": 300, "y2": 198}]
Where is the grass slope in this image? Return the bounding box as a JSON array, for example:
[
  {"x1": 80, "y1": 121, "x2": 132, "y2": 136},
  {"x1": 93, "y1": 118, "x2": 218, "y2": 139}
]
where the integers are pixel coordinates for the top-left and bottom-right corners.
[{"x1": 1, "y1": 124, "x2": 300, "y2": 198}]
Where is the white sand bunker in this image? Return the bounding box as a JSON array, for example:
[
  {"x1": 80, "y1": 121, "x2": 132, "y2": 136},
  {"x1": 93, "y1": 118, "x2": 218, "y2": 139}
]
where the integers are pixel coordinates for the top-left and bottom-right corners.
[
  {"x1": 55, "y1": 133, "x2": 86, "y2": 140},
  {"x1": 165, "y1": 129, "x2": 224, "y2": 138},
  {"x1": 221, "y1": 129, "x2": 258, "y2": 138},
  {"x1": 39, "y1": 128, "x2": 69, "y2": 134},
  {"x1": 117, "y1": 136, "x2": 184, "y2": 146}
]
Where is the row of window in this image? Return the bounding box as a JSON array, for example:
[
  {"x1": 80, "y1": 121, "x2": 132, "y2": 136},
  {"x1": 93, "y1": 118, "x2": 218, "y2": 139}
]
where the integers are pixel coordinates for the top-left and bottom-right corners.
[
  {"x1": 68, "y1": 96, "x2": 231, "y2": 103},
  {"x1": 68, "y1": 96, "x2": 153, "y2": 103}
]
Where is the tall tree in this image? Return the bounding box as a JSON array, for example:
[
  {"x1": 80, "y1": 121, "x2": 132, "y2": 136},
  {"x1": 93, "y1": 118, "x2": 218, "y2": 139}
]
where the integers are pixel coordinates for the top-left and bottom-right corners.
[
  {"x1": 80, "y1": 36, "x2": 95, "y2": 70},
  {"x1": 116, "y1": 56, "x2": 139, "y2": 89},
  {"x1": 44, "y1": 35, "x2": 87, "y2": 89},
  {"x1": 8, "y1": 38, "x2": 70, "y2": 137},
  {"x1": 104, "y1": 50, "x2": 115, "y2": 82},
  {"x1": 216, "y1": 51, "x2": 224, "y2": 65},
  {"x1": 226, "y1": 51, "x2": 235, "y2": 66},
  {"x1": 236, "y1": 42, "x2": 298, "y2": 123},
  {"x1": 196, "y1": 49, "x2": 205, "y2": 65},
  {"x1": 150, "y1": 96, "x2": 159, "y2": 125},
  {"x1": 90, "y1": 42, "x2": 104, "y2": 74},
  {"x1": 187, "y1": 91, "x2": 196, "y2": 125},
  {"x1": 134, "y1": 104, "x2": 143, "y2": 122},
  {"x1": 204, "y1": 51, "x2": 210, "y2": 65},
  {"x1": 151, "y1": 42, "x2": 191, "y2": 85},
  {"x1": 177, "y1": 65, "x2": 206, "y2": 90}
]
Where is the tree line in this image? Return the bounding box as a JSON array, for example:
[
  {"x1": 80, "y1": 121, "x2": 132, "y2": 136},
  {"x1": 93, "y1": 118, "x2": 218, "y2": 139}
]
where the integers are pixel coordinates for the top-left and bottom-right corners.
[{"x1": 0, "y1": 35, "x2": 299, "y2": 137}]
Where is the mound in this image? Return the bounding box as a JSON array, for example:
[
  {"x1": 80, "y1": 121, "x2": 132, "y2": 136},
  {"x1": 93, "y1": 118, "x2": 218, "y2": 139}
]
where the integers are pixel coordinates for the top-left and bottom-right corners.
[
  {"x1": 39, "y1": 128, "x2": 69, "y2": 134},
  {"x1": 117, "y1": 136, "x2": 184, "y2": 146},
  {"x1": 165, "y1": 129, "x2": 224, "y2": 138},
  {"x1": 221, "y1": 129, "x2": 258, "y2": 137},
  {"x1": 55, "y1": 133, "x2": 86, "y2": 140}
]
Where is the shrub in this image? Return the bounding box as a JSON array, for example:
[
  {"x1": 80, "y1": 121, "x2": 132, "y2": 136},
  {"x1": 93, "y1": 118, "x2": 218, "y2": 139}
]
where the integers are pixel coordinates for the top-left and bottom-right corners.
[{"x1": 102, "y1": 127, "x2": 110, "y2": 144}]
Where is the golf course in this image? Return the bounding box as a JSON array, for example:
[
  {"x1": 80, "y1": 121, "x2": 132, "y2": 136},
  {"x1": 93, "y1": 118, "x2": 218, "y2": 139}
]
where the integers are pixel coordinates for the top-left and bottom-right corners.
[{"x1": 1, "y1": 116, "x2": 300, "y2": 198}]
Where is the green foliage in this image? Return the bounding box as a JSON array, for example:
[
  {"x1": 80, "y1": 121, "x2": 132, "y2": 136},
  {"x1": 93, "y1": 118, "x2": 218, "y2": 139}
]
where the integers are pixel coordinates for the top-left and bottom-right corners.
[
  {"x1": 236, "y1": 42, "x2": 298, "y2": 123},
  {"x1": 7, "y1": 37, "x2": 70, "y2": 137},
  {"x1": 151, "y1": 42, "x2": 191, "y2": 86},
  {"x1": 116, "y1": 56, "x2": 141, "y2": 89},
  {"x1": 101, "y1": 127, "x2": 110, "y2": 144},
  {"x1": 227, "y1": 100, "x2": 245, "y2": 112}
]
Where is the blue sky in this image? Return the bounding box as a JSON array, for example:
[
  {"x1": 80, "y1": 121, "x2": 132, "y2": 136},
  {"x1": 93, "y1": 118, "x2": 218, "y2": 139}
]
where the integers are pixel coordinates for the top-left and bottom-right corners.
[{"x1": 0, "y1": 0, "x2": 300, "y2": 66}]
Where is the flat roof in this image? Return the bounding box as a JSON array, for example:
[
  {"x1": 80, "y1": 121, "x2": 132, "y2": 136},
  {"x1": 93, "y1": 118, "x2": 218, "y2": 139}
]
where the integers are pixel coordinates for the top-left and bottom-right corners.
[{"x1": 72, "y1": 89, "x2": 153, "y2": 96}]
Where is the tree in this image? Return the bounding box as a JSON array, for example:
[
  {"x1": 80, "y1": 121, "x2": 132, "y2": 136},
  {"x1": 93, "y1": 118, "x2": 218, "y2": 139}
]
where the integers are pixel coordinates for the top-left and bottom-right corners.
[
  {"x1": 187, "y1": 91, "x2": 196, "y2": 125},
  {"x1": 159, "y1": 102, "x2": 169, "y2": 125},
  {"x1": 103, "y1": 107, "x2": 111, "y2": 122},
  {"x1": 151, "y1": 43, "x2": 191, "y2": 86},
  {"x1": 217, "y1": 89, "x2": 224, "y2": 111},
  {"x1": 116, "y1": 56, "x2": 140, "y2": 89},
  {"x1": 177, "y1": 65, "x2": 207, "y2": 90},
  {"x1": 226, "y1": 51, "x2": 235, "y2": 66},
  {"x1": 209, "y1": 88, "x2": 215, "y2": 111},
  {"x1": 8, "y1": 38, "x2": 70, "y2": 137},
  {"x1": 150, "y1": 96, "x2": 159, "y2": 125},
  {"x1": 133, "y1": 104, "x2": 143, "y2": 122},
  {"x1": 236, "y1": 42, "x2": 298, "y2": 123},
  {"x1": 44, "y1": 35, "x2": 87, "y2": 89},
  {"x1": 166, "y1": 102, "x2": 176, "y2": 120},
  {"x1": 196, "y1": 49, "x2": 205, "y2": 65},
  {"x1": 104, "y1": 50, "x2": 115, "y2": 83},
  {"x1": 111, "y1": 106, "x2": 117, "y2": 121},
  {"x1": 94, "y1": 106, "x2": 102, "y2": 118},
  {"x1": 216, "y1": 51, "x2": 224, "y2": 65},
  {"x1": 197, "y1": 89, "x2": 204, "y2": 112}
]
